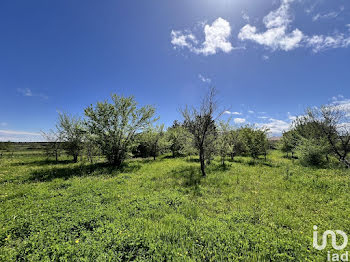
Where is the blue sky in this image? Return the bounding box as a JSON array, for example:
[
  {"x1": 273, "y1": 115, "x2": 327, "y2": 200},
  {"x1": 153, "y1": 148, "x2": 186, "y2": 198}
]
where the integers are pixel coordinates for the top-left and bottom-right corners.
[{"x1": 1, "y1": 0, "x2": 350, "y2": 141}]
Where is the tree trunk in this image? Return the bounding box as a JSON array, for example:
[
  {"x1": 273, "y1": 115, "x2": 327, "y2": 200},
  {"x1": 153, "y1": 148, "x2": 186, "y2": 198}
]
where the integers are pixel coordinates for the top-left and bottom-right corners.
[
  {"x1": 73, "y1": 154, "x2": 78, "y2": 163},
  {"x1": 113, "y1": 158, "x2": 122, "y2": 166},
  {"x1": 340, "y1": 157, "x2": 350, "y2": 168},
  {"x1": 200, "y1": 149, "x2": 206, "y2": 177}
]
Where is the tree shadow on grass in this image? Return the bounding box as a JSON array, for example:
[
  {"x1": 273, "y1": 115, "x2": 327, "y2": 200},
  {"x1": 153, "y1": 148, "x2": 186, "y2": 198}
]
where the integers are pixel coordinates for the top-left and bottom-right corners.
[
  {"x1": 228, "y1": 157, "x2": 280, "y2": 168},
  {"x1": 11, "y1": 159, "x2": 73, "y2": 167},
  {"x1": 185, "y1": 157, "x2": 200, "y2": 163},
  {"x1": 168, "y1": 166, "x2": 202, "y2": 187},
  {"x1": 207, "y1": 163, "x2": 232, "y2": 172},
  {"x1": 27, "y1": 162, "x2": 142, "y2": 182}
]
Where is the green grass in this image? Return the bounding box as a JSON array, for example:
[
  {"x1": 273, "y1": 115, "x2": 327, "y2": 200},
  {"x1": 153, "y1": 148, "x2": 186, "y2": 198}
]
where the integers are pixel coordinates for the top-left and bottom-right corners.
[{"x1": 1, "y1": 151, "x2": 350, "y2": 261}]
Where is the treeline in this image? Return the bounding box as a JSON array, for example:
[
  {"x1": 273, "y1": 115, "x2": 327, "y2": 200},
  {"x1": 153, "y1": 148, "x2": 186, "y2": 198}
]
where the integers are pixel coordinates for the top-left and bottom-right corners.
[
  {"x1": 280, "y1": 106, "x2": 350, "y2": 168},
  {"x1": 43, "y1": 88, "x2": 270, "y2": 177}
]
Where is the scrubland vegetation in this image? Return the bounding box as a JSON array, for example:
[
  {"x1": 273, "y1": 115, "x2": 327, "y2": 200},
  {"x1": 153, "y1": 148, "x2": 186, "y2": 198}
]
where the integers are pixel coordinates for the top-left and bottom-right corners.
[{"x1": 1, "y1": 88, "x2": 350, "y2": 261}]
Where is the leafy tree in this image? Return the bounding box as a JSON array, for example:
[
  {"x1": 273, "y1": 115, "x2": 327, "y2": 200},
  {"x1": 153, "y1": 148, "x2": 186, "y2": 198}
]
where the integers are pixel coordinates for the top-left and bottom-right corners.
[
  {"x1": 57, "y1": 113, "x2": 84, "y2": 163},
  {"x1": 84, "y1": 94, "x2": 157, "y2": 166},
  {"x1": 227, "y1": 129, "x2": 246, "y2": 161},
  {"x1": 167, "y1": 121, "x2": 190, "y2": 158},
  {"x1": 181, "y1": 87, "x2": 219, "y2": 177},
  {"x1": 301, "y1": 106, "x2": 350, "y2": 168},
  {"x1": 296, "y1": 136, "x2": 328, "y2": 167},
  {"x1": 240, "y1": 126, "x2": 269, "y2": 160},
  {"x1": 41, "y1": 130, "x2": 62, "y2": 162},
  {"x1": 216, "y1": 120, "x2": 231, "y2": 166},
  {"x1": 280, "y1": 130, "x2": 298, "y2": 158},
  {"x1": 136, "y1": 124, "x2": 166, "y2": 160},
  {"x1": 84, "y1": 132, "x2": 100, "y2": 164}
]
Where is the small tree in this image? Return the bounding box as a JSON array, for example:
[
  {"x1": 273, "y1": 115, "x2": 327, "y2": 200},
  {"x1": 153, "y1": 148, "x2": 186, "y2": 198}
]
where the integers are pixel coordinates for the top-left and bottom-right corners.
[
  {"x1": 84, "y1": 133, "x2": 100, "y2": 164},
  {"x1": 240, "y1": 126, "x2": 269, "y2": 160},
  {"x1": 181, "y1": 87, "x2": 219, "y2": 177},
  {"x1": 227, "y1": 129, "x2": 245, "y2": 161},
  {"x1": 297, "y1": 137, "x2": 328, "y2": 167},
  {"x1": 136, "y1": 124, "x2": 165, "y2": 160},
  {"x1": 41, "y1": 130, "x2": 62, "y2": 162},
  {"x1": 280, "y1": 130, "x2": 298, "y2": 158},
  {"x1": 167, "y1": 121, "x2": 191, "y2": 158},
  {"x1": 303, "y1": 106, "x2": 350, "y2": 168},
  {"x1": 217, "y1": 120, "x2": 231, "y2": 166},
  {"x1": 84, "y1": 94, "x2": 157, "y2": 166},
  {"x1": 57, "y1": 112, "x2": 85, "y2": 163}
]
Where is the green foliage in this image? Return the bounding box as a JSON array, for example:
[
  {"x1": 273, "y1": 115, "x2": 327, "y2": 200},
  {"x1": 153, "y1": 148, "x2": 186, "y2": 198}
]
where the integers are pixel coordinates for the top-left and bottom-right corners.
[
  {"x1": 57, "y1": 112, "x2": 84, "y2": 163},
  {"x1": 83, "y1": 133, "x2": 101, "y2": 164},
  {"x1": 134, "y1": 124, "x2": 166, "y2": 160},
  {"x1": 84, "y1": 94, "x2": 157, "y2": 166},
  {"x1": 280, "y1": 130, "x2": 298, "y2": 157},
  {"x1": 181, "y1": 87, "x2": 218, "y2": 176},
  {"x1": 240, "y1": 126, "x2": 269, "y2": 159},
  {"x1": 41, "y1": 131, "x2": 62, "y2": 162},
  {"x1": 0, "y1": 150, "x2": 348, "y2": 261},
  {"x1": 166, "y1": 121, "x2": 191, "y2": 157},
  {"x1": 297, "y1": 137, "x2": 328, "y2": 167},
  {"x1": 227, "y1": 129, "x2": 246, "y2": 160},
  {"x1": 216, "y1": 120, "x2": 231, "y2": 165}
]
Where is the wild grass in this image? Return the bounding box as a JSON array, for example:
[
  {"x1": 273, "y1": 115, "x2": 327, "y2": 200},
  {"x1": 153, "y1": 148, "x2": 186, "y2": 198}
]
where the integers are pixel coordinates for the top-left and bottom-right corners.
[{"x1": 0, "y1": 151, "x2": 349, "y2": 261}]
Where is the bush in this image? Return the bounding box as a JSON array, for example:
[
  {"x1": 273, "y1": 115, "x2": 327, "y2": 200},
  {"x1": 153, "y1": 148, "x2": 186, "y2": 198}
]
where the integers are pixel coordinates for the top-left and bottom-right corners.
[
  {"x1": 84, "y1": 94, "x2": 157, "y2": 166},
  {"x1": 297, "y1": 138, "x2": 327, "y2": 167}
]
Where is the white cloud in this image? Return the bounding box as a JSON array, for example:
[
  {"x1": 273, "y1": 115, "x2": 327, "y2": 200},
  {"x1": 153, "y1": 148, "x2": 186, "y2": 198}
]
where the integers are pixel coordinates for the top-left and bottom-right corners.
[
  {"x1": 242, "y1": 11, "x2": 250, "y2": 22},
  {"x1": 234, "y1": 118, "x2": 246, "y2": 124},
  {"x1": 238, "y1": 0, "x2": 350, "y2": 53},
  {"x1": 17, "y1": 88, "x2": 48, "y2": 99},
  {"x1": 238, "y1": 0, "x2": 304, "y2": 51},
  {"x1": 312, "y1": 6, "x2": 344, "y2": 21},
  {"x1": 331, "y1": 97, "x2": 350, "y2": 117},
  {"x1": 287, "y1": 112, "x2": 297, "y2": 121},
  {"x1": 0, "y1": 130, "x2": 41, "y2": 136},
  {"x1": 306, "y1": 34, "x2": 350, "y2": 53},
  {"x1": 0, "y1": 129, "x2": 42, "y2": 142},
  {"x1": 171, "y1": 30, "x2": 197, "y2": 49},
  {"x1": 17, "y1": 88, "x2": 33, "y2": 97},
  {"x1": 259, "y1": 118, "x2": 292, "y2": 135},
  {"x1": 224, "y1": 111, "x2": 242, "y2": 115},
  {"x1": 198, "y1": 74, "x2": 211, "y2": 83},
  {"x1": 171, "y1": 18, "x2": 234, "y2": 56},
  {"x1": 248, "y1": 110, "x2": 255, "y2": 114},
  {"x1": 262, "y1": 55, "x2": 270, "y2": 60},
  {"x1": 258, "y1": 116, "x2": 269, "y2": 119}
]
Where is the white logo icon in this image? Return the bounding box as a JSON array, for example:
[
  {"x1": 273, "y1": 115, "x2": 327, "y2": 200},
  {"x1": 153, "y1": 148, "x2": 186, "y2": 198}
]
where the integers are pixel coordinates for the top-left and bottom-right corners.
[{"x1": 313, "y1": 225, "x2": 348, "y2": 251}]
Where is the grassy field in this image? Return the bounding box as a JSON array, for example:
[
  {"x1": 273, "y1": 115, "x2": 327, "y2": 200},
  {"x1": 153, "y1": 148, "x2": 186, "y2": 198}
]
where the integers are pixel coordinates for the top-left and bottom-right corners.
[{"x1": 1, "y1": 150, "x2": 350, "y2": 261}]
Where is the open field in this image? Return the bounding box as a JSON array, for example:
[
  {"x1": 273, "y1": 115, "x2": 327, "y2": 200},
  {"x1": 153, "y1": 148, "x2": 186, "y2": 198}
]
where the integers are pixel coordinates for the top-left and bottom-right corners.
[{"x1": 1, "y1": 150, "x2": 350, "y2": 261}]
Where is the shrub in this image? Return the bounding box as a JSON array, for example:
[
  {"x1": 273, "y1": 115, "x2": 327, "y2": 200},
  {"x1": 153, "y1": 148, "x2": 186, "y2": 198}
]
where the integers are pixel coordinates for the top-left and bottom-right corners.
[{"x1": 297, "y1": 138, "x2": 327, "y2": 167}]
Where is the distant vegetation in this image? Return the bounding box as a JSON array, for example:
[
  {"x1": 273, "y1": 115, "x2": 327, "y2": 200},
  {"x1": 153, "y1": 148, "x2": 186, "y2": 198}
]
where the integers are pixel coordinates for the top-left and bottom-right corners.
[
  {"x1": 20, "y1": 87, "x2": 347, "y2": 172},
  {"x1": 1, "y1": 88, "x2": 350, "y2": 261}
]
